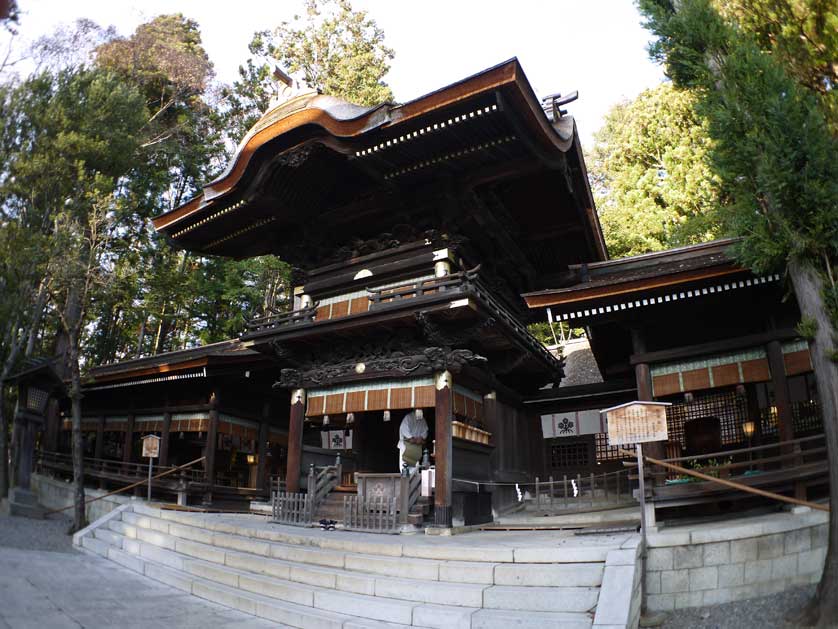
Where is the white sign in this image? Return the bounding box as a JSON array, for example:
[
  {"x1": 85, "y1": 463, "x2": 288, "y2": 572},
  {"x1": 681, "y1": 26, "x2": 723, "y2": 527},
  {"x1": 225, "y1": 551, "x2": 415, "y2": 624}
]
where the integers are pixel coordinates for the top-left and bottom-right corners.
[
  {"x1": 141, "y1": 434, "x2": 160, "y2": 458},
  {"x1": 541, "y1": 409, "x2": 603, "y2": 438},
  {"x1": 601, "y1": 401, "x2": 670, "y2": 446}
]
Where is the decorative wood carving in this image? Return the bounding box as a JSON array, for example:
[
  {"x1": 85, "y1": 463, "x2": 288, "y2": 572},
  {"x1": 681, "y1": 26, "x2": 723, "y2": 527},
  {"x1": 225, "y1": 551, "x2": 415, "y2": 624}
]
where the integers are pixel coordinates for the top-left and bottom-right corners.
[
  {"x1": 271, "y1": 334, "x2": 487, "y2": 389},
  {"x1": 414, "y1": 312, "x2": 495, "y2": 347}
]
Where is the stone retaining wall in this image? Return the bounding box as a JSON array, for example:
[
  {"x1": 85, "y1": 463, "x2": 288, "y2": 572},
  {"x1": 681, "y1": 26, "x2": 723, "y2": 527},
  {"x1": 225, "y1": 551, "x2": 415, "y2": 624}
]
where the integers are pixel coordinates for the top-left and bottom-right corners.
[
  {"x1": 645, "y1": 509, "x2": 827, "y2": 611},
  {"x1": 31, "y1": 473, "x2": 134, "y2": 523}
]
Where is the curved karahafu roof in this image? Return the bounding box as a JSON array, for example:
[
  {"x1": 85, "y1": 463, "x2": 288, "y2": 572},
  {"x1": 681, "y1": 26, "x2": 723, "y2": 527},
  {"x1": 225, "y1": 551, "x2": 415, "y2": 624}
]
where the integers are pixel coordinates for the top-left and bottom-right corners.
[{"x1": 153, "y1": 59, "x2": 606, "y2": 284}]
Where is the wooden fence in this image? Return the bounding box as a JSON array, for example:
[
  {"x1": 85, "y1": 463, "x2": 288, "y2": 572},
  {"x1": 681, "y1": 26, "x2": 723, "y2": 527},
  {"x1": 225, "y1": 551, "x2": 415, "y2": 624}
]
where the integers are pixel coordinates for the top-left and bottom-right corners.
[
  {"x1": 532, "y1": 468, "x2": 635, "y2": 512},
  {"x1": 343, "y1": 496, "x2": 400, "y2": 534},
  {"x1": 272, "y1": 491, "x2": 313, "y2": 526}
]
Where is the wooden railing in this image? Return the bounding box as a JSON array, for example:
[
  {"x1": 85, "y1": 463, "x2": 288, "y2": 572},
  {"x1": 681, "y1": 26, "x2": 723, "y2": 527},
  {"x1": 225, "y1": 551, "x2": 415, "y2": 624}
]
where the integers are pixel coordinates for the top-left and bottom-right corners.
[
  {"x1": 307, "y1": 455, "x2": 343, "y2": 506},
  {"x1": 531, "y1": 468, "x2": 635, "y2": 512},
  {"x1": 622, "y1": 434, "x2": 829, "y2": 507},
  {"x1": 627, "y1": 433, "x2": 826, "y2": 482},
  {"x1": 399, "y1": 466, "x2": 423, "y2": 525},
  {"x1": 367, "y1": 266, "x2": 480, "y2": 306},
  {"x1": 245, "y1": 303, "x2": 318, "y2": 333},
  {"x1": 37, "y1": 450, "x2": 204, "y2": 485}
]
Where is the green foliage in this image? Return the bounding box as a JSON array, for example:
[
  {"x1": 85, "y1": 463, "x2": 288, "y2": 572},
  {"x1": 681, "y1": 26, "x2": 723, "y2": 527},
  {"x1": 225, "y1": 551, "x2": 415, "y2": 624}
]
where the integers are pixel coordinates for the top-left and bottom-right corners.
[
  {"x1": 638, "y1": 0, "x2": 838, "y2": 275},
  {"x1": 590, "y1": 83, "x2": 723, "y2": 258},
  {"x1": 527, "y1": 322, "x2": 585, "y2": 346},
  {"x1": 712, "y1": 0, "x2": 838, "y2": 134},
  {"x1": 2, "y1": 4, "x2": 396, "y2": 368},
  {"x1": 222, "y1": 0, "x2": 395, "y2": 144},
  {"x1": 797, "y1": 316, "x2": 819, "y2": 341}
]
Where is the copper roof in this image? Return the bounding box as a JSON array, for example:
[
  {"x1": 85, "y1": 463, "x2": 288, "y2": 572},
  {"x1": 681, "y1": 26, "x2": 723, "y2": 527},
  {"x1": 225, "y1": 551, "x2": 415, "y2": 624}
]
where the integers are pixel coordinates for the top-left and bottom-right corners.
[
  {"x1": 88, "y1": 339, "x2": 263, "y2": 382},
  {"x1": 523, "y1": 239, "x2": 744, "y2": 308},
  {"x1": 152, "y1": 59, "x2": 606, "y2": 272}
]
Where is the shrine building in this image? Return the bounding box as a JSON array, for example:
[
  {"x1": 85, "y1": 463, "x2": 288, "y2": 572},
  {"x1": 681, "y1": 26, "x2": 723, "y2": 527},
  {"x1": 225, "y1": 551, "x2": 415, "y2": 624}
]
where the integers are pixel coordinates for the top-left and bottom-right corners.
[{"x1": 22, "y1": 59, "x2": 826, "y2": 529}]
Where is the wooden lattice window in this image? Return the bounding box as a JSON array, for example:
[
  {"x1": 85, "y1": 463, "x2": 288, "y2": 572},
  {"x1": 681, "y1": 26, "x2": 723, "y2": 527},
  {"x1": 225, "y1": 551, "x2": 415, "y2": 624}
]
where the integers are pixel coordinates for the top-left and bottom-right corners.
[
  {"x1": 664, "y1": 388, "x2": 749, "y2": 447},
  {"x1": 595, "y1": 432, "x2": 635, "y2": 462},
  {"x1": 550, "y1": 440, "x2": 590, "y2": 469}
]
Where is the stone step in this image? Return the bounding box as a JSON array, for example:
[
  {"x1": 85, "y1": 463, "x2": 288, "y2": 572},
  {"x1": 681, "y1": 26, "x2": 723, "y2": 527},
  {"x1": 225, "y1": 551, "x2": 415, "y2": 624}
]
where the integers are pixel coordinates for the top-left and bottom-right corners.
[
  {"x1": 120, "y1": 511, "x2": 497, "y2": 585},
  {"x1": 107, "y1": 515, "x2": 602, "y2": 616},
  {"x1": 107, "y1": 523, "x2": 490, "y2": 608},
  {"x1": 84, "y1": 533, "x2": 424, "y2": 629},
  {"x1": 122, "y1": 506, "x2": 607, "y2": 589},
  {"x1": 90, "y1": 529, "x2": 594, "y2": 629}
]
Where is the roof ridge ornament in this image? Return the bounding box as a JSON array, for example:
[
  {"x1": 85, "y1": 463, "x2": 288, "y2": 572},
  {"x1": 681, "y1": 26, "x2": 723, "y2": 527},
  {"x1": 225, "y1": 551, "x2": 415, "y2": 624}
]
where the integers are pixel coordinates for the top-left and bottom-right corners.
[{"x1": 269, "y1": 66, "x2": 318, "y2": 109}]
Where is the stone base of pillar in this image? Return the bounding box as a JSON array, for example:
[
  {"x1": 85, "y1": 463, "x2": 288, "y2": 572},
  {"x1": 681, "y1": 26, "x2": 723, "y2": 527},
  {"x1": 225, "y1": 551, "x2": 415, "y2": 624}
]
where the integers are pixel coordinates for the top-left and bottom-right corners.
[{"x1": 434, "y1": 505, "x2": 452, "y2": 528}]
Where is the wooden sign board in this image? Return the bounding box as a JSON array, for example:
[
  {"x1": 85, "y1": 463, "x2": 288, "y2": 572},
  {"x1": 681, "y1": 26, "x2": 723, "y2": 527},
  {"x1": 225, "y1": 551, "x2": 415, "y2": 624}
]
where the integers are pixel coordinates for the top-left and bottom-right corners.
[
  {"x1": 141, "y1": 434, "x2": 160, "y2": 458},
  {"x1": 601, "y1": 401, "x2": 671, "y2": 446}
]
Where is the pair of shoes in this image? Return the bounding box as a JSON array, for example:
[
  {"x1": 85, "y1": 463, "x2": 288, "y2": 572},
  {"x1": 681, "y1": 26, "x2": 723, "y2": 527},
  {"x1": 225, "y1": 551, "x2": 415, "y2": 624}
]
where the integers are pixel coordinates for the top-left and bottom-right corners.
[{"x1": 319, "y1": 519, "x2": 337, "y2": 531}]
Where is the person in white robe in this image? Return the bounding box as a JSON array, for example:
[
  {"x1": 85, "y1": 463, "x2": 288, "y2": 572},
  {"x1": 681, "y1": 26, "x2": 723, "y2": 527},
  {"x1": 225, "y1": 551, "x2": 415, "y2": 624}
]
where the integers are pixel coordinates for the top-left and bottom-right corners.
[{"x1": 397, "y1": 409, "x2": 428, "y2": 471}]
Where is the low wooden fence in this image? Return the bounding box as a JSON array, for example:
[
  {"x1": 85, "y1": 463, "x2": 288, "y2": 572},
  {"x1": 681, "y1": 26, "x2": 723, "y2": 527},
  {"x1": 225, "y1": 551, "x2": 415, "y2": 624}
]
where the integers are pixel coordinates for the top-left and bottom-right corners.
[
  {"x1": 531, "y1": 468, "x2": 635, "y2": 512},
  {"x1": 272, "y1": 491, "x2": 313, "y2": 525},
  {"x1": 343, "y1": 496, "x2": 400, "y2": 534}
]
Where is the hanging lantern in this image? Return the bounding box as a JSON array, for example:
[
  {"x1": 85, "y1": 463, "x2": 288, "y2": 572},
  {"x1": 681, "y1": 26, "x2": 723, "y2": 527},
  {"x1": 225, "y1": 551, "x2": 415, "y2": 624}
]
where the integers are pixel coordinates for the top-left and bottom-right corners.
[
  {"x1": 323, "y1": 415, "x2": 330, "y2": 426},
  {"x1": 415, "y1": 408, "x2": 424, "y2": 420},
  {"x1": 346, "y1": 412, "x2": 355, "y2": 424},
  {"x1": 383, "y1": 410, "x2": 391, "y2": 422}
]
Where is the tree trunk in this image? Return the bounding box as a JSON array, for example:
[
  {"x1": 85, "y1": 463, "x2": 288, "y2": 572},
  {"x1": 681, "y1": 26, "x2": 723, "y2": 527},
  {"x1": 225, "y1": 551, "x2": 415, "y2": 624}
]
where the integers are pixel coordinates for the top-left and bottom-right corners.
[
  {"x1": 0, "y1": 378, "x2": 9, "y2": 499},
  {"x1": 68, "y1": 333, "x2": 86, "y2": 532},
  {"x1": 788, "y1": 259, "x2": 838, "y2": 627},
  {"x1": 135, "y1": 317, "x2": 146, "y2": 358},
  {"x1": 24, "y1": 282, "x2": 48, "y2": 358},
  {"x1": 0, "y1": 316, "x2": 25, "y2": 500}
]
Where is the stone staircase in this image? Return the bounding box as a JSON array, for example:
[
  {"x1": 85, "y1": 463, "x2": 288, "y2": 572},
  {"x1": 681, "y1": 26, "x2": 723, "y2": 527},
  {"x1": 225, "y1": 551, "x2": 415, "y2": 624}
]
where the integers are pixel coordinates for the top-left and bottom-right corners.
[{"x1": 74, "y1": 503, "x2": 640, "y2": 628}]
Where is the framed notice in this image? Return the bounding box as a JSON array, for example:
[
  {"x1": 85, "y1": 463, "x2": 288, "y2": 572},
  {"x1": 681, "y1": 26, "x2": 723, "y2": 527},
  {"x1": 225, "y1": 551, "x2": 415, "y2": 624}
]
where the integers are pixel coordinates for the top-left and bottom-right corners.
[
  {"x1": 141, "y1": 434, "x2": 160, "y2": 458},
  {"x1": 600, "y1": 401, "x2": 670, "y2": 446}
]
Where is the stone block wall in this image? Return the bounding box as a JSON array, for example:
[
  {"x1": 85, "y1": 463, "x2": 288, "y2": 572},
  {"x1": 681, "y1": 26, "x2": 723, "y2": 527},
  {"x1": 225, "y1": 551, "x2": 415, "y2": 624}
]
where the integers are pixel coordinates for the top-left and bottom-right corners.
[
  {"x1": 645, "y1": 510, "x2": 828, "y2": 611},
  {"x1": 31, "y1": 473, "x2": 133, "y2": 523}
]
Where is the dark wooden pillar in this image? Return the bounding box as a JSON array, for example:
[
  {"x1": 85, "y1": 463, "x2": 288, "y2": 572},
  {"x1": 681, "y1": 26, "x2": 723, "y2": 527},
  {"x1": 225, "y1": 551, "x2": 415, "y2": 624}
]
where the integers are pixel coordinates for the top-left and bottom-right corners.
[
  {"x1": 483, "y1": 391, "x2": 501, "y2": 472},
  {"x1": 159, "y1": 412, "x2": 172, "y2": 468},
  {"x1": 123, "y1": 413, "x2": 135, "y2": 464},
  {"x1": 257, "y1": 402, "x2": 269, "y2": 492},
  {"x1": 286, "y1": 388, "x2": 306, "y2": 493},
  {"x1": 44, "y1": 400, "x2": 60, "y2": 452},
  {"x1": 434, "y1": 371, "x2": 454, "y2": 527},
  {"x1": 766, "y1": 340, "x2": 795, "y2": 449},
  {"x1": 15, "y1": 417, "x2": 37, "y2": 490},
  {"x1": 631, "y1": 328, "x2": 666, "y2": 478},
  {"x1": 94, "y1": 415, "x2": 105, "y2": 460},
  {"x1": 205, "y1": 392, "x2": 219, "y2": 488}
]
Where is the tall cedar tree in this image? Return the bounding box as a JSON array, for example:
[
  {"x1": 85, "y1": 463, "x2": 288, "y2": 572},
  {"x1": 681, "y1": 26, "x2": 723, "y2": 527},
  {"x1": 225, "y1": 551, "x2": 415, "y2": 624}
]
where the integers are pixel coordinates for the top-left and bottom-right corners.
[
  {"x1": 223, "y1": 0, "x2": 394, "y2": 145},
  {"x1": 590, "y1": 83, "x2": 722, "y2": 258},
  {"x1": 637, "y1": 1, "x2": 838, "y2": 624}
]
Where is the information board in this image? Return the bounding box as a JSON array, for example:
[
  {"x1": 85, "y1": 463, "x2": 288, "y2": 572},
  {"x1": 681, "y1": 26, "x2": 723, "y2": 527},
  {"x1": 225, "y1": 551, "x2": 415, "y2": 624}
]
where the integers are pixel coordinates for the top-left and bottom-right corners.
[
  {"x1": 601, "y1": 401, "x2": 670, "y2": 446},
  {"x1": 141, "y1": 434, "x2": 160, "y2": 458}
]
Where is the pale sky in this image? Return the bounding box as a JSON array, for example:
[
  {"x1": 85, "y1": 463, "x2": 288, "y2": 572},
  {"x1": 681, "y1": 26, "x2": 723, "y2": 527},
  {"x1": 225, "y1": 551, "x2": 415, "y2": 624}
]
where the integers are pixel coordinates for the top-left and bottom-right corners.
[{"x1": 6, "y1": 0, "x2": 666, "y2": 147}]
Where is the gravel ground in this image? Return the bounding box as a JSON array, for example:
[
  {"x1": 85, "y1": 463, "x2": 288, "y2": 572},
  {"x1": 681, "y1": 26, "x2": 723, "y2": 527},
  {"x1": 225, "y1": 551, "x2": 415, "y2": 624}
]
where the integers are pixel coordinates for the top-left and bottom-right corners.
[
  {"x1": 660, "y1": 585, "x2": 816, "y2": 629},
  {"x1": 0, "y1": 512, "x2": 76, "y2": 553}
]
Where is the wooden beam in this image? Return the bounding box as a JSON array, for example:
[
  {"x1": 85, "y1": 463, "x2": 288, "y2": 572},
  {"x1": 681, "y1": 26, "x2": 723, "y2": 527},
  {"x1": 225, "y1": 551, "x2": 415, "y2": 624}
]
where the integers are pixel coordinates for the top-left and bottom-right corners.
[
  {"x1": 286, "y1": 389, "x2": 306, "y2": 493},
  {"x1": 766, "y1": 340, "x2": 795, "y2": 451},
  {"x1": 159, "y1": 412, "x2": 172, "y2": 468},
  {"x1": 630, "y1": 329, "x2": 799, "y2": 366},
  {"x1": 434, "y1": 371, "x2": 454, "y2": 527},
  {"x1": 204, "y1": 392, "x2": 219, "y2": 503}
]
